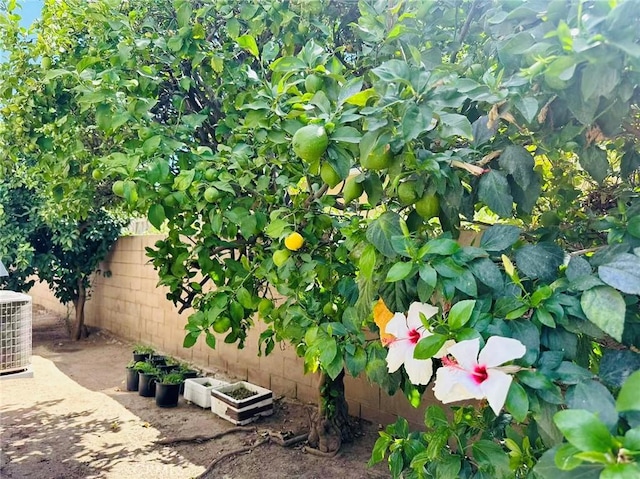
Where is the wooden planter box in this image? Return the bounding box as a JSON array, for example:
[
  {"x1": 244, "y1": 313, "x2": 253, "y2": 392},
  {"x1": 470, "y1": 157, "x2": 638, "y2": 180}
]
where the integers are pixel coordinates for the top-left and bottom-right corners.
[
  {"x1": 183, "y1": 377, "x2": 229, "y2": 408},
  {"x1": 210, "y1": 381, "x2": 273, "y2": 425}
]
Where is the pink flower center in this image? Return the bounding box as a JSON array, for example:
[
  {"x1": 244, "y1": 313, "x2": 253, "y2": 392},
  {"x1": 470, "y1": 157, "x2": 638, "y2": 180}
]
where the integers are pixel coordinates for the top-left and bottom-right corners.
[
  {"x1": 408, "y1": 329, "x2": 421, "y2": 345},
  {"x1": 472, "y1": 364, "x2": 488, "y2": 384}
]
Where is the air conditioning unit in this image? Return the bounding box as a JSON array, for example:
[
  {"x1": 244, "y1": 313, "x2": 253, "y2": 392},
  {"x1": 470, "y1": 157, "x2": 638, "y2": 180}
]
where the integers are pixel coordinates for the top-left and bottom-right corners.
[{"x1": 0, "y1": 291, "x2": 33, "y2": 378}]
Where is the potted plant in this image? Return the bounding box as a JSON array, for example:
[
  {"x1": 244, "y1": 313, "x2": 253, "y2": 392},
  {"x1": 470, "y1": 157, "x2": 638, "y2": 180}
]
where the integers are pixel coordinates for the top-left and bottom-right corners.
[
  {"x1": 149, "y1": 354, "x2": 167, "y2": 366},
  {"x1": 136, "y1": 361, "x2": 160, "y2": 398},
  {"x1": 125, "y1": 360, "x2": 144, "y2": 392},
  {"x1": 157, "y1": 356, "x2": 179, "y2": 374},
  {"x1": 210, "y1": 381, "x2": 273, "y2": 425},
  {"x1": 132, "y1": 344, "x2": 154, "y2": 362},
  {"x1": 184, "y1": 377, "x2": 229, "y2": 408},
  {"x1": 175, "y1": 363, "x2": 199, "y2": 394},
  {"x1": 155, "y1": 372, "x2": 183, "y2": 408}
]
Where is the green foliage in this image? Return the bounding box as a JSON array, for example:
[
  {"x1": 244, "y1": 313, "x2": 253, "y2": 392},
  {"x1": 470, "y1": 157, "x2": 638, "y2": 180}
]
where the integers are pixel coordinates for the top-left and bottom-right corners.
[{"x1": 2, "y1": 0, "x2": 639, "y2": 474}]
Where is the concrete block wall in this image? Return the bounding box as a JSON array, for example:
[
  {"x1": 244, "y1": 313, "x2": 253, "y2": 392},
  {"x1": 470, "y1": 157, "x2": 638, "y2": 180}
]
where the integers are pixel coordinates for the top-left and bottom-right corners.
[{"x1": 28, "y1": 234, "x2": 434, "y2": 429}]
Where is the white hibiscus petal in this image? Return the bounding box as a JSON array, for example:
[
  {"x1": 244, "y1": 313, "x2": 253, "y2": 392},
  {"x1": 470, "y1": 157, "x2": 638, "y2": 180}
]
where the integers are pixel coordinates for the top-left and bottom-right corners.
[
  {"x1": 447, "y1": 338, "x2": 480, "y2": 370},
  {"x1": 385, "y1": 342, "x2": 407, "y2": 373},
  {"x1": 433, "y1": 368, "x2": 476, "y2": 403},
  {"x1": 481, "y1": 369, "x2": 513, "y2": 415},
  {"x1": 384, "y1": 313, "x2": 409, "y2": 338},
  {"x1": 478, "y1": 336, "x2": 526, "y2": 368},
  {"x1": 403, "y1": 356, "x2": 434, "y2": 385},
  {"x1": 407, "y1": 302, "x2": 438, "y2": 330}
]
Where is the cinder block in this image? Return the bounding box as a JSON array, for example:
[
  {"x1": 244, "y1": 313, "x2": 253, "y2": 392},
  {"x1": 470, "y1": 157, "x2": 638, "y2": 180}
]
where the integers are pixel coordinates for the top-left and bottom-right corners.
[
  {"x1": 270, "y1": 374, "x2": 296, "y2": 398},
  {"x1": 344, "y1": 374, "x2": 380, "y2": 409},
  {"x1": 295, "y1": 382, "x2": 318, "y2": 405},
  {"x1": 283, "y1": 356, "x2": 313, "y2": 386},
  {"x1": 360, "y1": 404, "x2": 397, "y2": 429},
  {"x1": 247, "y1": 367, "x2": 271, "y2": 390},
  {"x1": 379, "y1": 390, "x2": 425, "y2": 426}
]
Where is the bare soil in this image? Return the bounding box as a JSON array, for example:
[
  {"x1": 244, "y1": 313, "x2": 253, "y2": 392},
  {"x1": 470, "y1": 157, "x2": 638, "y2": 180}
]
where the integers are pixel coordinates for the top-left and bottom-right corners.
[{"x1": 0, "y1": 307, "x2": 390, "y2": 479}]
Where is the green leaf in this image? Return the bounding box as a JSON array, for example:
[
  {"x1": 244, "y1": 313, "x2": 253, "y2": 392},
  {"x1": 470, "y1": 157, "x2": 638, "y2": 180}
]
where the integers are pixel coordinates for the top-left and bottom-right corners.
[
  {"x1": 439, "y1": 112, "x2": 473, "y2": 140},
  {"x1": 402, "y1": 103, "x2": 434, "y2": 142},
  {"x1": 173, "y1": 169, "x2": 196, "y2": 191},
  {"x1": 418, "y1": 264, "x2": 437, "y2": 287},
  {"x1": 368, "y1": 434, "x2": 391, "y2": 466},
  {"x1": 366, "y1": 212, "x2": 403, "y2": 258},
  {"x1": 580, "y1": 286, "x2": 626, "y2": 341},
  {"x1": 514, "y1": 242, "x2": 564, "y2": 282},
  {"x1": 499, "y1": 145, "x2": 535, "y2": 189},
  {"x1": 414, "y1": 334, "x2": 446, "y2": 360},
  {"x1": 601, "y1": 464, "x2": 640, "y2": 479},
  {"x1": 480, "y1": 225, "x2": 522, "y2": 251},
  {"x1": 472, "y1": 440, "x2": 511, "y2": 477},
  {"x1": 579, "y1": 147, "x2": 608, "y2": 184},
  {"x1": 448, "y1": 300, "x2": 476, "y2": 329},
  {"x1": 478, "y1": 170, "x2": 513, "y2": 217},
  {"x1": 554, "y1": 443, "x2": 583, "y2": 470},
  {"x1": 385, "y1": 261, "x2": 415, "y2": 282},
  {"x1": 598, "y1": 253, "x2": 640, "y2": 295},
  {"x1": 237, "y1": 34, "x2": 259, "y2": 58},
  {"x1": 331, "y1": 126, "x2": 361, "y2": 144},
  {"x1": 142, "y1": 135, "x2": 162, "y2": 156},
  {"x1": 183, "y1": 332, "x2": 198, "y2": 348},
  {"x1": 566, "y1": 381, "x2": 618, "y2": 431},
  {"x1": 627, "y1": 216, "x2": 640, "y2": 238},
  {"x1": 469, "y1": 257, "x2": 505, "y2": 291},
  {"x1": 515, "y1": 96, "x2": 539, "y2": 123},
  {"x1": 148, "y1": 204, "x2": 165, "y2": 230},
  {"x1": 566, "y1": 256, "x2": 592, "y2": 281},
  {"x1": 205, "y1": 331, "x2": 216, "y2": 349},
  {"x1": 505, "y1": 381, "x2": 529, "y2": 422},
  {"x1": 533, "y1": 447, "x2": 602, "y2": 479},
  {"x1": 318, "y1": 337, "x2": 338, "y2": 366},
  {"x1": 617, "y1": 370, "x2": 640, "y2": 412},
  {"x1": 553, "y1": 410, "x2": 614, "y2": 452},
  {"x1": 418, "y1": 238, "x2": 460, "y2": 256},
  {"x1": 600, "y1": 349, "x2": 640, "y2": 388},
  {"x1": 345, "y1": 346, "x2": 367, "y2": 377}
]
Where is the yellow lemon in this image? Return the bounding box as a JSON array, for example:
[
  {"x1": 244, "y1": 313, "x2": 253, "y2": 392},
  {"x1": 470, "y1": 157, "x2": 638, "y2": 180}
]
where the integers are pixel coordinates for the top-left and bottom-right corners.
[{"x1": 284, "y1": 232, "x2": 305, "y2": 251}]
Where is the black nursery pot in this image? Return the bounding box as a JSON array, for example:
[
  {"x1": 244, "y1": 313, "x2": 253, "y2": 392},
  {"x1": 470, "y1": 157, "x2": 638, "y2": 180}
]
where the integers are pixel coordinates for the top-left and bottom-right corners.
[
  {"x1": 157, "y1": 364, "x2": 177, "y2": 374},
  {"x1": 133, "y1": 352, "x2": 150, "y2": 362},
  {"x1": 138, "y1": 372, "x2": 157, "y2": 397},
  {"x1": 179, "y1": 370, "x2": 198, "y2": 394},
  {"x1": 126, "y1": 367, "x2": 139, "y2": 391},
  {"x1": 155, "y1": 383, "x2": 181, "y2": 408}
]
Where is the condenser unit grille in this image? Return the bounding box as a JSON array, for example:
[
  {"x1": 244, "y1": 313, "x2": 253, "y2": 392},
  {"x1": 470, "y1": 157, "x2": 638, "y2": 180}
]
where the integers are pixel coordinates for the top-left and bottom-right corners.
[{"x1": 0, "y1": 291, "x2": 32, "y2": 375}]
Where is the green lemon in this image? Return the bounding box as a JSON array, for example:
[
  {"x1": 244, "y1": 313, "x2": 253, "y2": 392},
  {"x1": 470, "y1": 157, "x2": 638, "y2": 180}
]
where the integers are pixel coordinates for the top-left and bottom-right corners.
[
  {"x1": 273, "y1": 249, "x2": 291, "y2": 267},
  {"x1": 92, "y1": 169, "x2": 104, "y2": 181},
  {"x1": 322, "y1": 302, "x2": 337, "y2": 317},
  {"x1": 292, "y1": 125, "x2": 329, "y2": 162},
  {"x1": 361, "y1": 144, "x2": 392, "y2": 170},
  {"x1": 320, "y1": 162, "x2": 341, "y2": 188},
  {"x1": 415, "y1": 194, "x2": 440, "y2": 220},
  {"x1": 204, "y1": 186, "x2": 221, "y2": 203},
  {"x1": 112, "y1": 180, "x2": 125, "y2": 197},
  {"x1": 213, "y1": 317, "x2": 231, "y2": 334},
  {"x1": 204, "y1": 168, "x2": 217, "y2": 181},
  {"x1": 157, "y1": 185, "x2": 171, "y2": 198},
  {"x1": 305, "y1": 74, "x2": 324, "y2": 93},
  {"x1": 397, "y1": 181, "x2": 419, "y2": 206},
  {"x1": 343, "y1": 177, "x2": 364, "y2": 204},
  {"x1": 163, "y1": 193, "x2": 178, "y2": 207}
]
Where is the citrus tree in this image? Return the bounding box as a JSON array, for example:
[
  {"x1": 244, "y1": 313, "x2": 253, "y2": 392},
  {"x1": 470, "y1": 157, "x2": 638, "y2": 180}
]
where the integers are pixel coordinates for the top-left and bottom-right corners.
[
  {"x1": 0, "y1": 1, "x2": 126, "y2": 339},
  {"x1": 3, "y1": 0, "x2": 639, "y2": 472}
]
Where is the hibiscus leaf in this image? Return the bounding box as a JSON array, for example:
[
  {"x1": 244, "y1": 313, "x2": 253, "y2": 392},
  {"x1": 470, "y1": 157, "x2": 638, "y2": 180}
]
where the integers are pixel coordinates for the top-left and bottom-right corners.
[
  {"x1": 505, "y1": 381, "x2": 529, "y2": 422},
  {"x1": 447, "y1": 299, "x2": 476, "y2": 330},
  {"x1": 385, "y1": 261, "x2": 416, "y2": 282},
  {"x1": 414, "y1": 334, "x2": 446, "y2": 360},
  {"x1": 553, "y1": 410, "x2": 614, "y2": 453},
  {"x1": 616, "y1": 370, "x2": 640, "y2": 413},
  {"x1": 580, "y1": 286, "x2": 625, "y2": 341}
]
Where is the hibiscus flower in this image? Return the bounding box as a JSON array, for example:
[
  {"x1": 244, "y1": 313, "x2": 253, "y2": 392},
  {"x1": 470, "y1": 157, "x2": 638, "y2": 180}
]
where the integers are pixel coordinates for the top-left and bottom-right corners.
[
  {"x1": 433, "y1": 336, "x2": 526, "y2": 415},
  {"x1": 384, "y1": 301, "x2": 448, "y2": 385}
]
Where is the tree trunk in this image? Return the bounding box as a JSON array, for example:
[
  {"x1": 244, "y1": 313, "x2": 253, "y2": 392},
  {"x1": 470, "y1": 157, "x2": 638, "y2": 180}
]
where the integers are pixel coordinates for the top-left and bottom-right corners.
[
  {"x1": 72, "y1": 279, "x2": 88, "y2": 340},
  {"x1": 307, "y1": 369, "x2": 353, "y2": 454}
]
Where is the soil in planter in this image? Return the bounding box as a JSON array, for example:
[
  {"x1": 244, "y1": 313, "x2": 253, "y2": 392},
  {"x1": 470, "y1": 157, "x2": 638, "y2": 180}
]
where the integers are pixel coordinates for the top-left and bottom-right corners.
[{"x1": 228, "y1": 386, "x2": 257, "y2": 400}]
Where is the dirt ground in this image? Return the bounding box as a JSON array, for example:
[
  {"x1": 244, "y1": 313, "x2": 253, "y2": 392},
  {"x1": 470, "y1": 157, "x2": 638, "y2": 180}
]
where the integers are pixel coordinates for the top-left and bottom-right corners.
[{"x1": 0, "y1": 307, "x2": 391, "y2": 479}]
